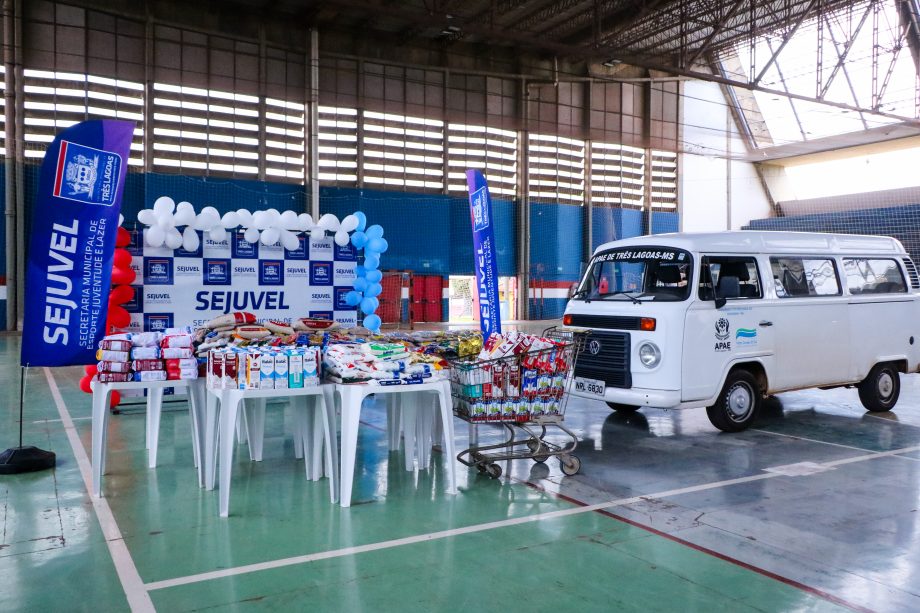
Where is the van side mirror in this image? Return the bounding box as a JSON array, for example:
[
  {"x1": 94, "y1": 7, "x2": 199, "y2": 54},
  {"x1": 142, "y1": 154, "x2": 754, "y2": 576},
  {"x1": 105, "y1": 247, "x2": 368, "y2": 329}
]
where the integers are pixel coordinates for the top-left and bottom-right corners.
[{"x1": 715, "y1": 296, "x2": 727, "y2": 309}]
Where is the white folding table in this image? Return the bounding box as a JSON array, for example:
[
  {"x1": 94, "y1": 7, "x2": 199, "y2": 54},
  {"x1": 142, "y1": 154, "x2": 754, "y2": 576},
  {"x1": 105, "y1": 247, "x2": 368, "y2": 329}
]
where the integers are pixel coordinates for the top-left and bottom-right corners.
[
  {"x1": 334, "y1": 379, "x2": 457, "y2": 508},
  {"x1": 202, "y1": 384, "x2": 338, "y2": 517},
  {"x1": 91, "y1": 378, "x2": 206, "y2": 497}
]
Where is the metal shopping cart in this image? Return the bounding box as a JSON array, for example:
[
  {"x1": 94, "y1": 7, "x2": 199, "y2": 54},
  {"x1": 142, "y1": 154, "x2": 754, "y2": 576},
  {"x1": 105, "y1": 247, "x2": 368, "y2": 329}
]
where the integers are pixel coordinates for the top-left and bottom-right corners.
[{"x1": 448, "y1": 327, "x2": 588, "y2": 479}]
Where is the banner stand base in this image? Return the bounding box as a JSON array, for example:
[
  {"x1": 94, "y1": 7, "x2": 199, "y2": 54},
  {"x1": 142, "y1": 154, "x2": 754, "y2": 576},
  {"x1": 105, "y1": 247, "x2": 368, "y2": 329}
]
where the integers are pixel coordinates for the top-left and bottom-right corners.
[{"x1": 0, "y1": 446, "x2": 56, "y2": 475}]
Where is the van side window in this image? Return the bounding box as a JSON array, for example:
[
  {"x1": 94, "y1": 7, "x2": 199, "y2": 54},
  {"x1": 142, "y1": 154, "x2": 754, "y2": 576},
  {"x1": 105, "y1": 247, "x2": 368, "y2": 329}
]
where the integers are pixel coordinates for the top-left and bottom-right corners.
[
  {"x1": 698, "y1": 257, "x2": 762, "y2": 300},
  {"x1": 843, "y1": 258, "x2": 907, "y2": 294},
  {"x1": 770, "y1": 257, "x2": 840, "y2": 297}
]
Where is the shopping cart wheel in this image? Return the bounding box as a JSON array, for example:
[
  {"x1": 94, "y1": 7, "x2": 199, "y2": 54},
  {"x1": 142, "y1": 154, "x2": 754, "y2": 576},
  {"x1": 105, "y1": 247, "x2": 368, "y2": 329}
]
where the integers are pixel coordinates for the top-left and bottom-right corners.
[
  {"x1": 527, "y1": 439, "x2": 550, "y2": 463},
  {"x1": 485, "y1": 463, "x2": 502, "y2": 479},
  {"x1": 559, "y1": 454, "x2": 581, "y2": 476}
]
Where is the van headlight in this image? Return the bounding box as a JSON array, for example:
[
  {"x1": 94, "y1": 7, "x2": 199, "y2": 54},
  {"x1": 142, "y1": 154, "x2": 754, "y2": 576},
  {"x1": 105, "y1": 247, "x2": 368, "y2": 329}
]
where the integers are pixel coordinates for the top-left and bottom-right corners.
[{"x1": 638, "y1": 342, "x2": 661, "y2": 368}]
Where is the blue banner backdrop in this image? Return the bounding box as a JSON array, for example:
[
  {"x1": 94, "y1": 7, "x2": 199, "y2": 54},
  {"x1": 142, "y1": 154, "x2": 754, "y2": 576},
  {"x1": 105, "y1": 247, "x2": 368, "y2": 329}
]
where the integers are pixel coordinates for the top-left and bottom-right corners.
[
  {"x1": 466, "y1": 169, "x2": 502, "y2": 337},
  {"x1": 21, "y1": 120, "x2": 135, "y2": 366}
]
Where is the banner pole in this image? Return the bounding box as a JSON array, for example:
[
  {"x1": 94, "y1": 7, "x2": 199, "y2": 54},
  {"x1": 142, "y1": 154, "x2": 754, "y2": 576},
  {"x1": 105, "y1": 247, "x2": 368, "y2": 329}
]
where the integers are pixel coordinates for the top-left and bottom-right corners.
[
  {"x1": 0, "y1": 363, "x2": 55, "y2": 474},
  {"x1": 18, "y1": 365, "x2": 24, "y2": 448}
]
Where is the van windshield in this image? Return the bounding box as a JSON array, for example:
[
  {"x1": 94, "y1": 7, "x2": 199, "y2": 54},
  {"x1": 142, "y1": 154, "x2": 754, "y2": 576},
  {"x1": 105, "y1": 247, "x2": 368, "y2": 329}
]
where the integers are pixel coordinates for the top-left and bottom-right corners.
[{"x1": 574, "y1": 247, "x2": 693, "y2": 302}]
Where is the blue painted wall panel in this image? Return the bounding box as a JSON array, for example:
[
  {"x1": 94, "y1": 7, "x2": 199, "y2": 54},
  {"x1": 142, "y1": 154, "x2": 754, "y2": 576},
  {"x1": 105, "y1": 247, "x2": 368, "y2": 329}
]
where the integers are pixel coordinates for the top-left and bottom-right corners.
[
  {"x1": 651, "y1": 211, "x2": 679, "y2": 235},
  {"x1": 591, "y1": 207, "x2": 646, "y2": 250},
  {"x1": 530, "y1": 202, "x2": 583, "y2": 282}
]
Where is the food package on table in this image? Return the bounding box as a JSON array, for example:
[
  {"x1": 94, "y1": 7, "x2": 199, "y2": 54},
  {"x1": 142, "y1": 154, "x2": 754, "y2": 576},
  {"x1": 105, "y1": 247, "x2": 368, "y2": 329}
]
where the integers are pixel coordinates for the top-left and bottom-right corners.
[
  {"x1": 97, "y1": 360, "x2": 131, "y2": 373},
  {"x1": 162, "y1": 347, "x2": 193, "y2": 359},
  {"x1": 103, "y1": 333, "x2": 131, "y2": 342},
  {"x1": 165, "y1": 358, "x2": 197, "y2": 370},
  {"x1": 97, "y1": 372, "x2": 132, "y2": 383},
  {"x1": 131, "y1": 346, "x2": 161, "y2": 360},
  {"x1": 133, "y1": 370, "x2": 167, "y2": 382},
  {"x1": 99, "y1": 339, "x2": 132, "y2": 352},
  {"x1": 164, "y1": 327, "x2": 193, "y2": 335},
  {"x1": 97, "y1": 349, "x2": 129, "y2": 362},
  {"x1": 130, "y1": 332, "x2": 162, "y2": 347},
  {"x1": 166, "y1": 367, "x2": 198, "y2": 380},
  {"x1": 205, "y1": 312, "x2": 256, "y2": 329},
  {"x1": 132, "y1": 359, "x2": 165, "y2": 371},
  {"x1": 161, "y1": 334, "x2": 192, "y2": 348}
]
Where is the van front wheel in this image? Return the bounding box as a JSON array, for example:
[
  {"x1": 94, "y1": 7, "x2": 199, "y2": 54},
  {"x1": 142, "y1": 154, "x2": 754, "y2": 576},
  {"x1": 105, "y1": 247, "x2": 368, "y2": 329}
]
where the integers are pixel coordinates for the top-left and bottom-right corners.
[
  {"x1": 858, "y1": 363, "x2": 900, "y2": 412},
  {"x1": 606, "y1": 402, "x2": 640, "y2": 413},
  {"x1": 706, "y1": 370, "x2": 761, "y2": 432}
]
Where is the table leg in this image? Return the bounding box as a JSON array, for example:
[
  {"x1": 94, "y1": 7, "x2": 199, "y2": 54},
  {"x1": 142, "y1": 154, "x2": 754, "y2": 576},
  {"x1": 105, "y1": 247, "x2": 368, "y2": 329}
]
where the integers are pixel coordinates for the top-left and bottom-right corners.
[
  {"x1": 245, "y1": 398, "x2": 266, "y2": 462},
  {"x1": 310, "y1": 397, "x2": 324, "y2": 481},
  {"x1": 339, "y1": 386, "x2": 364, "y2": 508},
  {"x1": 320, "y1": 388, "x2": 339, "y2": 503},
  {"x1": 292, "y1": 402, "x2": 304, "y2": 460},
  {"x1": 204, "y1": 391, "x2": 221, "y2": 491},
  {"x1": 91, "y1": 384, "x2": 112, "y2": 497},
  {"x1": 386, "y1": 394, "x2": 401, "y2": 451},
  {"x1": 438, "y1": 381, "x2": 458, "y2": 495},
  {"x1": 321, "y1": 385, "x2": 338, "y2": 478},
  {"x1": 400, "y1": 394, "x2": 419, "y2": 472},
  {"x1": 188, "y1": 382, "x2": 206, "y2": 487},
  {"x1": 147, "y1": 386, "x2": 165, "y2": 469},
  {"x1": 219, "y1": 391, "x2": 243, "y2": 517}
]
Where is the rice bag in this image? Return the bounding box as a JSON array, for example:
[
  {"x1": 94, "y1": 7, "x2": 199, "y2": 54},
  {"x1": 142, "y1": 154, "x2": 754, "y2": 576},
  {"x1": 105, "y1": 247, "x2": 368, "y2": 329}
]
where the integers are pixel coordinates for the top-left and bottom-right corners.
[
  {"x1": 99, "y1": 339, "x2": 132, "y2": 352},
  {"x1": 132, "y1": 359, "x2": 165, "y2": 371},
  {"x1": 161, "y1": 334, "x2": 192, "y2": 348},
  {"x1": 97, "y1": 360, "x2": 131, "y2": 373},
  {"x1": 97, "y1": 372, "x2": 132, "y2": 383},
  {"x1": 206, "y1": 312, "x2": 256, "y2": 329},
  {"x1": 97, "y1": 349, "x2": 129, "y2": 362},
  {"x1": 133, "y1": 370, "x2": 167, "y2": 382},
  {"x1": 131, "y1": 346, "x2": 161, "y2": 360},
  {"x1": 165, "y1": 358, "x2": 197, "y2": 370},
  {"x1": 162, "y1": 347, "x2": 193, "y2": 359},
  {"x1": 130, "y1": 332, "x2": 162, "y2": 347},
  {"x1": 164, "y1": 327, "x2": 193, "y2": 335},
  {"x1": 166, "y1": 367, "x2": 198, "y2": 380}
]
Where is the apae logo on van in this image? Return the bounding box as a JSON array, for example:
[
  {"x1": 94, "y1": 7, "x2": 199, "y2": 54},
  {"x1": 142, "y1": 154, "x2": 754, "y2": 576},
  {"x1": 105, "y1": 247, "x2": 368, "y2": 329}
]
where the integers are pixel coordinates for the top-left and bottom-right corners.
[{"x1": 714, "y1": 317, "x2": 731, "y2": 352}]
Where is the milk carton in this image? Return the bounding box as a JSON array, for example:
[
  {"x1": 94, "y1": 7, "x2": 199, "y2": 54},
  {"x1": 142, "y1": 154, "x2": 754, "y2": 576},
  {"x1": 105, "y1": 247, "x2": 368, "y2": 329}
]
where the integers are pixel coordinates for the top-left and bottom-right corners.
[
  {"x1": 260, "y1": 351, "x2": 275, "y2": 389},
  {"x1": 245, "y1": 350, "x2": 261, "y2": 390},
  {"x1": 288, "y1": 349, "x2": 304, "y2": 388},
  {"x1": 222, "y1": 350, "x2": 241, "y2": 390},
  {"x1": 303, "y1": 347, "x2": 319, "y2": 386},
  {"x1": 273, "y1": 352, "x2": 289, "y2": 389}
]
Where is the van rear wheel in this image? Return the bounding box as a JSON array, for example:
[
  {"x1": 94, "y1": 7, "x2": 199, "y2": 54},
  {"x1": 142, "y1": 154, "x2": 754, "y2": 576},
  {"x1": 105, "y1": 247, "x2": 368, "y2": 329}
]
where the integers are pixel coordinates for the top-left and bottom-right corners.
[
  {"x1": 706, "y1": 370, "x2": 761, "y2": 432},
  {"x1": 606, "y1": 402, "x2": 640, "y2": 413},
  {"x1": 858, "y1": 363, "x2": 900, "y2": 412}
]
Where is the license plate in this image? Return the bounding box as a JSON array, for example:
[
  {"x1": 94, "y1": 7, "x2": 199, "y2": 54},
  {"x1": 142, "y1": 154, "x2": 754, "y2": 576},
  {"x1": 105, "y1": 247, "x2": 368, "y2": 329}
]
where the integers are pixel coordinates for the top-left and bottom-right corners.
[{"x1": 573, "y1": 376, "x2": 606, "y2": 398}]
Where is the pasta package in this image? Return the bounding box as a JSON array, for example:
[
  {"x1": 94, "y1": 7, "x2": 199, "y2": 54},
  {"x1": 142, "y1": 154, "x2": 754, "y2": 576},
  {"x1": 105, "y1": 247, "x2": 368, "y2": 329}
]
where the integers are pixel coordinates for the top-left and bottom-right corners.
[
  {"x1": 133, "y1": 370, "x2": 167, "y2": 382},
  {"x1": 99, "y1": 339, "x2": 132, "y2": 352},
  {"x1": 97, "y1": 372, "x2": 131, "y2": 383},
  {"x1": 97, "y1": 349, "x2": 129, "y2": 362}
]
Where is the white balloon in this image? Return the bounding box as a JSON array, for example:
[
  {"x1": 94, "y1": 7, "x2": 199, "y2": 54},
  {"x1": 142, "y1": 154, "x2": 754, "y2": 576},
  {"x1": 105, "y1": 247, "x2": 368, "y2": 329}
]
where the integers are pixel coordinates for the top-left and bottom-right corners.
[
  {"x1": 340, "y1": 214, "x2": 359, "y2": 232},
  {"x1": 153, "y1": 196, "x2": 175, "y2": 215},
  {"x1": 261, "y1": 227, "x2": 280, "y2": 246},
  {"x1": 165, "y1": 227, "x2": 183, "y2": 250},
  {"x1": 280, "y1": 229, "x2": 300, "y2": 251},
  {"x1": 182, "y1": 227, "x2": 200, "y2": 252},
  {"x1": 334, "y1": 229, "x2": 350, "y2": 247},
  {"x1": 236, "y1": 209, "x2": 254, "y2": 228},
  {"x1": 137, "y1": 209, "x2": 156, "y2": 225},
  {"x1": 145, "y1": 225, "x2": 165, "y2": 248},
  {"x1": 221, "y1": 211, "x2": 240, "y2": 228},
  {"x1": 310, "y1": 227, "x2": 326, "y2": 239},
  {"x1": 176, "y1": 201, "x2": 194, "y2": 215},
  {"x1": 298, "y1": 213, "x2": 314, "y2": 231},
  {"x1": 252, "y1": 211, "x2": 269, "y2": 230},
  {"x1": 209, "y1": 226, "x2": 228, "y2": 242},
  {"x1": 243, "y1": 227, "x2": 260, "y2": 244},
  {"x1": 318, "y1": 213, "x2": 340, "y2": 231},
  {"x1": 174, "y1": 206, "x2": 196, "y2": 226},
  {"x1": 118, "y1": 214, "x2": 125, "y2": 226},
  {"x1": 266, "y1": 208, "x2": 282, "y2": 225},
  {"x1": 157, "y1": 214, "x2": 173, "y2": 229},
  {"x1": 192, "y1": 213, "x2": 210, "y2": 231},
  {"x1": 280, "y1": 210, "x2": 300, "y2": 231}
]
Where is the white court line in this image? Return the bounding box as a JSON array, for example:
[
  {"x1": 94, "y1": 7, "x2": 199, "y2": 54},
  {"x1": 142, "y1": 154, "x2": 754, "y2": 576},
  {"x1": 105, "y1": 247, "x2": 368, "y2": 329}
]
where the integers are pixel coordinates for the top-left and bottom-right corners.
[
  {"x1": 33, "y1": 415, "x2": 92, "y2": 424},
  {"x1": 44, "y1": 368, "x2": 155, "y2": 613},
  {"x1": 752, "y1": 428, "x2": 884, "y2": 454},
  {"x1": 146, "y1": 439, "x2": 920, "y2": 593}
]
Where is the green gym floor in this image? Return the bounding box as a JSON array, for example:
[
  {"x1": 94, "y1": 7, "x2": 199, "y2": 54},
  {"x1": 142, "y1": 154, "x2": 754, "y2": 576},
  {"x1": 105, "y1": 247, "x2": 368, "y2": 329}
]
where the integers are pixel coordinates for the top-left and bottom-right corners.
[{"x1": 3, "y1": 333, "x2": 920, "y2": 612}]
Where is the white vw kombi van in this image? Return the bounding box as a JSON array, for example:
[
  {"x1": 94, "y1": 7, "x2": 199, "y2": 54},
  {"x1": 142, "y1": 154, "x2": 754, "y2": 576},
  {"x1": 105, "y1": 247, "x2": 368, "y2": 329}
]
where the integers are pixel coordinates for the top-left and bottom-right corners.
[{"x1": 564, "y1": 231, "x2": 920, "y2": 432}]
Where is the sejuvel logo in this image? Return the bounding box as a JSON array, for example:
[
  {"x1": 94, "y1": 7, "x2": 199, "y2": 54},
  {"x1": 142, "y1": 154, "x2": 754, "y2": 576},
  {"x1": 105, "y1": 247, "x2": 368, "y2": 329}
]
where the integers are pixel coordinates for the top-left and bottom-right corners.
[
  {"x1": 259, "y1": 260, "x2": 284, "y2": 285},
  {"x1": 203, "y1": 259, "x2": 231, "y2": 285},
  {"x1": 144, "y1": 257, "x2": 173, "y2": 285},
  {"x1": 144, "y1": 313, "x2": 174, "y2": 332},
  {"x1": 52, "y1": 140, "x2": 122, "y2": 206},
  {"x1": 310, "y1": 262, "x2": 333, "y2": 286},
  {"x1": 231, "y1": 231, "x2": 259, "y2": 259}
]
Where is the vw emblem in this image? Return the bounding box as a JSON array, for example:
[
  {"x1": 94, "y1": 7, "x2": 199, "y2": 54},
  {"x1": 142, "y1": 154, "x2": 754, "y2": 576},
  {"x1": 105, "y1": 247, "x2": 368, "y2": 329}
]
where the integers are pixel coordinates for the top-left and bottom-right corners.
[{"x1": 588, "y1": 339, "x2": 602, "y2": 355}]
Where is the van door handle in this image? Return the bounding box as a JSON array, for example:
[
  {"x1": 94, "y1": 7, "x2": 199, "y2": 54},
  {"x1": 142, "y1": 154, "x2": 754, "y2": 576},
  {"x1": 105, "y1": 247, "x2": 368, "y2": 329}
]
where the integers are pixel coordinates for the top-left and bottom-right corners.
[{"x1": 759, "y1": 320, "x2": 773, "y2": 327}]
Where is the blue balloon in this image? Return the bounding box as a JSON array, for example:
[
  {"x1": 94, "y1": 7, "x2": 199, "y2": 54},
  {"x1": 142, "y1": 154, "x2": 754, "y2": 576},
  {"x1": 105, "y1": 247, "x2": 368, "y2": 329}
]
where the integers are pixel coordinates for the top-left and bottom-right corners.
[
  {"x1": 355, "y1": 265, "x2": 366, "y2": 278},
  {"x1": 365, "y1": 269, "x2": 383, "y2": 283},
  {"x1": 367, "y1": 237, "x2": 387, "y2": 253},
  {"x1": 376, "y1": 238, "x2": 388, "y2": 253},
  {"x1": 353, "y1": 277, "x2": 368, "y2": 292},
  {"x1": 363, "y1": 313, "x2": 381, "y2": 332},
  {"x1": 355, "y1": 211, "x2": 367, "y2": 232},
  {"x1": 351, "y1": 231, "x2": 368, "y2": 249},
  {"x1": 364, "y1": 253, "x2": 380, "y2": 270},
  {"x1": 360, "y1": 296, "x2": 379, "y2": 313},
  {"x1": 365, "y1": 282, "x2": 382, "y2": 298},
  {"x1": 365, "y1": 224, "x2": 384, "y2": 240},
  {"x1": 344, "y1": 290, "x2": 361, "y2": 306}
]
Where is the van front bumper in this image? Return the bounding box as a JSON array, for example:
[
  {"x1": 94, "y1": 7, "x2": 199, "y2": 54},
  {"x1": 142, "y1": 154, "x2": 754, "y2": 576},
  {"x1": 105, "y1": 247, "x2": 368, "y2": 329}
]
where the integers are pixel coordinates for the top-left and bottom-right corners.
[{"x1": 595, "y1": 386, "x2": 683, "y2": 409}]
